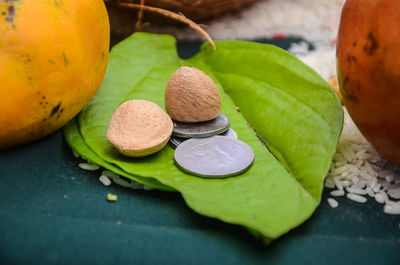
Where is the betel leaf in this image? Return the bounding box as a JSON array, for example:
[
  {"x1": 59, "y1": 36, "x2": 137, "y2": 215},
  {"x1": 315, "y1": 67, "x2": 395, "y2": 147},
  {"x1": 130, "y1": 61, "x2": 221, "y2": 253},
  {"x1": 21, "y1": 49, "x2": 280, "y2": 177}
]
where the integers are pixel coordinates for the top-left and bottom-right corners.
[
  {"x1": 63, "y1": 32, "x2": 343, "y2": 242},
  {"x1": 188, "y1": 41, "x2": 343, "y2": 199}
]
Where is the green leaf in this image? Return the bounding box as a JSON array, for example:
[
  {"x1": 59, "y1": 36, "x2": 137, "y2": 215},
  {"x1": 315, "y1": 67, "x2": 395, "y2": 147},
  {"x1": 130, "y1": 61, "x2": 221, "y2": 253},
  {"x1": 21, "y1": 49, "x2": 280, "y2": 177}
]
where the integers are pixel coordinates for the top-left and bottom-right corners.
[
  {"x1": 64, "y1": 32, "x2": 343, "y2": 241},
  {"x1": 190, "y1": 41, "x2": 343, "y2": 199},
  {"x1": 63, "y1": 119, "x2": 174, "y2": 191}
]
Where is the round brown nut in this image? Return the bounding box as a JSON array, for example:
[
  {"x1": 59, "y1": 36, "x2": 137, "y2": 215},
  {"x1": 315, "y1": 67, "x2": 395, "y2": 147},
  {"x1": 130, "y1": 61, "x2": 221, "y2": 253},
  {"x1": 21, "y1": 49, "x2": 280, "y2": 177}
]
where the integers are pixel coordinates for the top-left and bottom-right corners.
[
  {"x1": 165, "y1": 66, "x2": 221, "y2": 122},
  {"x1": 106, "y1": 100, "x2": 173, "y2": 157}
]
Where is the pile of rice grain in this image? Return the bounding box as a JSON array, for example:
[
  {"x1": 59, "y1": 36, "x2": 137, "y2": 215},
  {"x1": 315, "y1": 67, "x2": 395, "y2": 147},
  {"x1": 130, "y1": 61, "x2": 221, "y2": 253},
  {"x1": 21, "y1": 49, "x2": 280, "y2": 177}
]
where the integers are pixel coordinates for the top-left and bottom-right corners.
[
  {"x1": 296, "y1": 47, "x2": 400, "y2": 215},
  {"x1": 325, "y1": 108, "x2": 400, "y2": 214}
]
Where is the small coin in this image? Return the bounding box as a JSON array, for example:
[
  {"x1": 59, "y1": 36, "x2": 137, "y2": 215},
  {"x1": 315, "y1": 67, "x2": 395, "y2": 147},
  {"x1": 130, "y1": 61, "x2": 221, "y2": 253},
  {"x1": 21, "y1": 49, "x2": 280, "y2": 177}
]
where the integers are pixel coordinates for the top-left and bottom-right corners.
[
  {"x1": 172, "y1": 113, "x2": 230, "y2": 138},
  {"x1": 169, "y1": 136, "x2": 186, "y2": 148},
  {"x1": 174, "y1": 136, "x2": 254, "y2": 178},
  {"x1": 169, "y1": 128, "x2": 238, "y2": 148}
]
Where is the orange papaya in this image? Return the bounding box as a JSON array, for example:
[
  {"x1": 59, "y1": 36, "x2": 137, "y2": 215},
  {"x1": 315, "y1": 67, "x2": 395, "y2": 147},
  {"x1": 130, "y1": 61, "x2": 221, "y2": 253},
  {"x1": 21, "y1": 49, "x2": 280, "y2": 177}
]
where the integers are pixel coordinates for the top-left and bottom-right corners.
[
  {"x1": 337, "y1": 0, "x2": 400, "y2": 165},
  {"x1": 0, "y1": 0, "x2": 110, "y2": 149}
]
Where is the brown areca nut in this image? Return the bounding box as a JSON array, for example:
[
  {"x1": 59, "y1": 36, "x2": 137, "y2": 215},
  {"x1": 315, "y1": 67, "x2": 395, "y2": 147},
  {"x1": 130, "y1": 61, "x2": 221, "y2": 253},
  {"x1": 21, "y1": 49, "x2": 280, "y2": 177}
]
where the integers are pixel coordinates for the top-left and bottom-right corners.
[
  {"x1": 165, "y1": 66, "x2": 221, "y2": 122},
  {"x1": 107, "y1": 100, "x2": 173, "y2": 157}
]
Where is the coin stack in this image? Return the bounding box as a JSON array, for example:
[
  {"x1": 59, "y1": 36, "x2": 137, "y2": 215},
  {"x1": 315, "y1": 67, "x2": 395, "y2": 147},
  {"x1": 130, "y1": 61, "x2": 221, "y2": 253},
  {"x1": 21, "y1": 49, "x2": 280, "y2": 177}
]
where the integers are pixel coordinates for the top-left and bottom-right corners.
[
  {"x1": 169, "y1": 113, "x2": 235, "y2": 148},
  {"x1": 171, "y1": 114, "x2": 254, "y2": 178},
  {"x1": 165, "y1": 66, "x2": 254, "y2": 179}
]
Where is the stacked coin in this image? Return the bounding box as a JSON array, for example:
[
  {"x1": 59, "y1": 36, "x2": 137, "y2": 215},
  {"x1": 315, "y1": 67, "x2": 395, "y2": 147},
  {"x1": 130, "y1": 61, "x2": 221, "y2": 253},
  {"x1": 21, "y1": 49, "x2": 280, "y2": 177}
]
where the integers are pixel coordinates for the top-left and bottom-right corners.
[
  {"x1": 171, "y1": 114, "x2": 254, "y2": 178},
  {"x1": 170, "y1": 114, "x2": 235, "y2": 147},
  {"x1": 170, "y1": 128, "x2": 238, "y2": 148}
]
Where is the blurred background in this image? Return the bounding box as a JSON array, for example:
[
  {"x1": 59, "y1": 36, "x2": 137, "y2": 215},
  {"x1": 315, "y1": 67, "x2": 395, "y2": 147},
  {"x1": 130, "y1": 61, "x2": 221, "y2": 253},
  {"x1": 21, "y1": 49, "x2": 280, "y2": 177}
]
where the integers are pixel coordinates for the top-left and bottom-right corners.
[{"x1": 106, "y1": 0, "x2": 345, "y2": 79}]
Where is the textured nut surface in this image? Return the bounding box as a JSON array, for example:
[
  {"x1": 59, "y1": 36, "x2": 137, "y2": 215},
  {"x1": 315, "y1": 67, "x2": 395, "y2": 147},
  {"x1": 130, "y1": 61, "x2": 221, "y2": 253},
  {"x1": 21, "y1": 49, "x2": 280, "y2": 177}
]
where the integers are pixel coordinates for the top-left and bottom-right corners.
[
  {"x1": 165, "y1": 66, "x2": 221, "y2": 122},
  {"x1": 107, "y1": 100, "x2": 173, "y2": 157}
]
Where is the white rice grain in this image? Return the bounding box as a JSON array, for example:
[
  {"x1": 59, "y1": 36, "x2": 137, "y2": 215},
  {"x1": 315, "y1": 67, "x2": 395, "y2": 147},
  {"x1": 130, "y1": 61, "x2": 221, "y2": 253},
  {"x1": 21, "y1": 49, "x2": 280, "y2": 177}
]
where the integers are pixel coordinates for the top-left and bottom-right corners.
[
  {"x1": 374, "y1": 193, "x2": 387, "y2": 204},
  {"x1": 351, "y1": 176, "x2": 360, "y2": 185},
  {"x1": 383, "y1": 204, "x2": 400, "y2": 215},
  {"x1": 333, "y1": 178, "x2": 343, "y2": 191},
  {"x1": 387, "y1": 188, "x2": 400, "y2": 199},
  {"x1": 327, "y1": 198, "x2": 339, "y2": 208},
  {"x1": 331, "y1": 165, "x2": 349, "y2": 176},
  {"x1": 353, "y1": 148, "x2": 365, "y2": 157},
  {"x1": 102, "y1": 171, "x2": 145, "y2": 190},
  {"x1": 355, "y1": 180, "x2": 367, "y2": 189},
  {"x1": 346, "y1": 187, "x2": 368, "y2": 195},
  {"x1": 380, "y1": 191, "x2": 389, "y2": 203},
  {"x1": 369, "y1": 177, "x2": 378, "y2": 190},
  {"x1": 385, "y1": 200, "x2": 400, "y2": 207},
  {"x1": 330, "y1": 189, "x2": 345, "y2": 197},
  {"x1": 78, "y1": 163, "x2": 99, "y2": 171},
  {"x1": 364, "y1": 162, "x2": 377, "y2": 176},
  {"x1": 347, "y1": 193, "x2": 367, "y2": 203},
  {"x1": 325, "y1": 178, "x2": 335, "y2": 189},
  {"x1": 99, "y1": 175, "x2": 112, "y2": 186},
  {"x1": 360, "y1": 169, "x2": 373, "y2": 180},
  {"x1": 365, "y1": 187, "x2": 375, "y2": 197}
]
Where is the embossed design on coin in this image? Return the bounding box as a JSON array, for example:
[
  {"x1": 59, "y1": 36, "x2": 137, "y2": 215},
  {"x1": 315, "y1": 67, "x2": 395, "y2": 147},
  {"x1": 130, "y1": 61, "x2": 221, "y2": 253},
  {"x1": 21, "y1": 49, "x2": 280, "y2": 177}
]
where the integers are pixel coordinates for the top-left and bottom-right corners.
[
  {"x1": 174, "y1": 136, "x2": 254, "y2": 178},
  {"x1": 169, "y1": 128, "x2": 238, "y2": 148},
  {"x1": 172, "y1": 113, "x2": 230, "y2": 138}
]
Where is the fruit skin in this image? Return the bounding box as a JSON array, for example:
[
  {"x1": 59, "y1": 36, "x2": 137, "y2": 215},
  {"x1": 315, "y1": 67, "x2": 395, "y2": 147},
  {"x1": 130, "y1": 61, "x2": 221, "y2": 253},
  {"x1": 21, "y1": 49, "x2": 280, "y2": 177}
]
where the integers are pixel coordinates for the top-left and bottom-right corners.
[
  {"x1": 165, "y1": 66, "x2": 221, "y2": 122},
  {"x1": 0, "y1": 0, "x2": 110, "y2": 150},
  {"x1": 337, "y1": 0, "x2": 400, "y2": 165}
]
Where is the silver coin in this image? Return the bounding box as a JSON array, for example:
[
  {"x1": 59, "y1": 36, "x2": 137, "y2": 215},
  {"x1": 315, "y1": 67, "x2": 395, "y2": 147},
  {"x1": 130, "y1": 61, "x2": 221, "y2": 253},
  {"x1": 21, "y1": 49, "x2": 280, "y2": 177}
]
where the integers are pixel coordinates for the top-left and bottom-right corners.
[
  {"x1": 174, "y1": 136, "x2": 254, "y2": 178},
  {"x1": 169, "y1": 135, "x2": 186, "y2": 148},
  {"x1": 220, "y1": 128, "x2": 238, "y2": 139},
  {"x1": 172, "y1": 113, "x2": 230, "y2": 138},
  {"x1": 169, "y1": 128, "x2": 238, "y2": 148}
]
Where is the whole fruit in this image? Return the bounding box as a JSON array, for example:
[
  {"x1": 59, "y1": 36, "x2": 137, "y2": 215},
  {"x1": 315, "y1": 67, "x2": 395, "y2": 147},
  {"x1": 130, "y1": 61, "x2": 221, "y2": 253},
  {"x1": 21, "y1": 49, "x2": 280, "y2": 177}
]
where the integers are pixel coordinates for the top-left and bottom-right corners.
[
  {"x1": 337, "y1": 0, "x2": 400, "y2": 165},
  {"x1": 0, "y1": 0, "x2": 110, "y2": 150},
  {"x1": 165, "y1": 66, "x2": 221, "y2": 122}
]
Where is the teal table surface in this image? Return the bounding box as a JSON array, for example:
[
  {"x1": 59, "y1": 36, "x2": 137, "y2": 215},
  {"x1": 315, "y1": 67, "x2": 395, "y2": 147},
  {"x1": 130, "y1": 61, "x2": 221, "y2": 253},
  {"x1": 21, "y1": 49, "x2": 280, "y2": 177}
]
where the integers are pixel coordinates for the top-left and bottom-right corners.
[{"x1": 0, "y1": 40, "x2": 399, "y2": 265}]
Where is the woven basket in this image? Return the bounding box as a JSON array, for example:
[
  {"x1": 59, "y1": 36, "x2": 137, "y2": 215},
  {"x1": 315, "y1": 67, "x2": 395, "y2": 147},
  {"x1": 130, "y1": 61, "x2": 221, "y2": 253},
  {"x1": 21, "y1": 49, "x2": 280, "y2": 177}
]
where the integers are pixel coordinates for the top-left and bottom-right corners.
[{"x1": 106, "y1": 0, "x2": 259, "y2": 38}]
